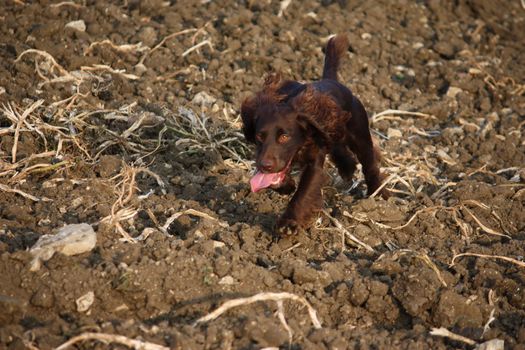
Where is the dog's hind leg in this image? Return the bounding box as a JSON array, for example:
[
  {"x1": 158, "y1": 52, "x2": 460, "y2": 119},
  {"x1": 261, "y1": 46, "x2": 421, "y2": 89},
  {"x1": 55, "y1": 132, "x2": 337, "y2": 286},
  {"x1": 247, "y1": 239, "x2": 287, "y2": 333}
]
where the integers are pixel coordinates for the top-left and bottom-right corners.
[
  {"x1": 346, "y1": 98, "x2": 388, "y2": 198},
  {"x1": 348, "y1": 134, "x2": 388, "y2": 197}
]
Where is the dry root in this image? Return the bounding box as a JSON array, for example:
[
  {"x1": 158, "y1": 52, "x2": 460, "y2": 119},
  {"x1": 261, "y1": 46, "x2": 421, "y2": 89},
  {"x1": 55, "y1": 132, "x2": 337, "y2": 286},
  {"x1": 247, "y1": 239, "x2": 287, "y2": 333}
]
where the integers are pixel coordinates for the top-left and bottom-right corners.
[
  {"x1": 194, "y1": 292, "x2": 322, "y2": 342},
  {"x1": 55, "y1": 332, "x2": 168, "y2": 350}
]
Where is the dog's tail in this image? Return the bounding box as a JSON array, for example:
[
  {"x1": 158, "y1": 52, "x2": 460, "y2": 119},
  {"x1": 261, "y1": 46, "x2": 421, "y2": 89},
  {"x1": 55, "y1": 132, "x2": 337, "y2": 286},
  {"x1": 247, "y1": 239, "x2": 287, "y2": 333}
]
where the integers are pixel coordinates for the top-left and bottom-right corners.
[{"x1": 322, "y1": 34, "x2": 349, "y2": 81}]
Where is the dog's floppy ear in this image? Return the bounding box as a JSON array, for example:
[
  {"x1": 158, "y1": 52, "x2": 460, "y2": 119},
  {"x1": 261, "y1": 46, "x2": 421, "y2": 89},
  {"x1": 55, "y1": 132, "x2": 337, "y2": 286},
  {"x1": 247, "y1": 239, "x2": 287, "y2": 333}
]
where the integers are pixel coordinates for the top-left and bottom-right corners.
[
  {"x1": 240, "y1": 97, "x2": 257, "y2": 143},
  {"x1": 241, "y1": 74, "x2": 287, "y2": 144},
  {"x1": 297, "y1": 113, "x2": 330, "y2": 147}
]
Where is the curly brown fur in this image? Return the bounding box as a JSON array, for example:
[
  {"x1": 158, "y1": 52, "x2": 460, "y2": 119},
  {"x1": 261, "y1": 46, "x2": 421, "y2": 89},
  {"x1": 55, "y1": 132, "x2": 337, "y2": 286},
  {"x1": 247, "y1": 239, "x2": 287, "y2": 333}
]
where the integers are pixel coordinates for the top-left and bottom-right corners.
[{"x1": 241, "y1": 33, "x2": 388, "y2": 236}]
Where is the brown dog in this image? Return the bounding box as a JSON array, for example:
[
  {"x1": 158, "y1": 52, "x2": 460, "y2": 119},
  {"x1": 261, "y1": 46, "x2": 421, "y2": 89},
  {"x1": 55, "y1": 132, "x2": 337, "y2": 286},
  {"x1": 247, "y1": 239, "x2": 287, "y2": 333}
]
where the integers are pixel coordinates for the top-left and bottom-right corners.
[{"x1": 241, "y1": 34, "x2": 387, "y2": 235}]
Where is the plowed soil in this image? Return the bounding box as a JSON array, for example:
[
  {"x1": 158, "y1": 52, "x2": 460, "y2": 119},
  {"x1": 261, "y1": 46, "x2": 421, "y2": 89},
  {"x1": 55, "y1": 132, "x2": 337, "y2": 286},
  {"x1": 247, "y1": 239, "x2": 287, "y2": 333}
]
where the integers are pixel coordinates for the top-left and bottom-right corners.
[{"x1": 1, "y1": 1, "x2": 524, "y2": 349}]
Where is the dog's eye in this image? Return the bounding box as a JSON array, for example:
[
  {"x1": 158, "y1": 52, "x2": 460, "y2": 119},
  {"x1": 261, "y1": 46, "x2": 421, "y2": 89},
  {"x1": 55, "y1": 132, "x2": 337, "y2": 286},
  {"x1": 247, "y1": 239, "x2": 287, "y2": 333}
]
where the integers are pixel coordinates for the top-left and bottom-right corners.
[
  {"x1": 255, "y1": 133, "x2": 264, "y2": 142},
  {"x1": 277, "y1": 134, "x2": 290, "y2": 144}
]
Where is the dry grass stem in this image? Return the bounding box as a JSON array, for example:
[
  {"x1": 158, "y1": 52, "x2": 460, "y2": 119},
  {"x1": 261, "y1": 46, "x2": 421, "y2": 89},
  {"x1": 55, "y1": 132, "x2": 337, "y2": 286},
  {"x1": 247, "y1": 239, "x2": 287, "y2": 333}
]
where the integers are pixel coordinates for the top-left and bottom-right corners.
[
  {"x1": 389, "y1": 206, "x2": 442, "y2": 230},
  {"x1": 101, "y1": 165, "x2": 166, "y2": 241},
  {"x1": 162, "y1": 208, "x2": 228, "y2": 234},
  {"x1": 194, "y1": 292, "x2": 322, "y2": 330},
  {"x1": 430, "y1": 327, "x2": 476, "y2": 345},
  {"x1": 85, "y1": 40, "x2": 148, "y2": 55},
  {"x1": 138, "y1": 28, "x2": 198, "y2": 65},
  {"x1": 81, "y1": 64, "x2": 139, "y2": 80},
  {"x1": 276, "y1": 300, "x2": 293, "y2": 345},
  {"x1": 322, "y1": 210, "x2": 376, "y2": 253},
  {"x1": 182, "y1": 39, "x2": 213, "y2": 57},
  {"x1": 0, "y1": 183, "x2": 50, "y2": 202},
  {"x1": 278, "y1": 0, "x2": 292, "y2": 17},
  {"x1": 15, "y1": 49, "x2": 70, "y2": 77},
  {"x1": 451, "y1": 253, "x2": 525, "y2": 269},
  {"x1": 167, "y1": 106, "x2": 251, "y2": 168},
  {"x1": 283, "y1": 242, "x2": 302, "y2": 253},
  {"x1": 55, "y1": 332, "x2": 168, "y2": 350},
  {"x1": 462, "y1": 206, "x2": 509, "y2": 238},
  {"x1": 49, "y1": 1, "x2": 83, "y2": 8},
  {"x1": 342, "y1": 211, "x2": 392, "y2": 230},
  {"x1": 6, "y1": 99, "x2": 44, "y2": 163},
  {"x1": 369, "y1": 173, "x2": 396, "y2": 198},
  {"x1": 353, "y1": 199, "x2": 510, "y2": 240},
  {"x1": 404, "y1": 250, "x2": 448, "y2": 287},
  {"x1": 0, "y1": 151, "x2": 54, "y2": 177},
  {"x1": 371, "y1": 109, "x2": 436, "y2": 123},
  {"x1": 482, "y1": 308, "x2": 496, "y2": 337}
]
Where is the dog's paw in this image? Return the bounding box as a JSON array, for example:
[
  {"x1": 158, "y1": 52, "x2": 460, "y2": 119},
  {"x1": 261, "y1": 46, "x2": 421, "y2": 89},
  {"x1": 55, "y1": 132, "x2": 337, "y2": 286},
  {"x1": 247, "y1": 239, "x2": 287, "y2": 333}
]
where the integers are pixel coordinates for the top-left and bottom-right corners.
[{"x1": 276, "y1": 217, "x2": 302, "y2": 236}]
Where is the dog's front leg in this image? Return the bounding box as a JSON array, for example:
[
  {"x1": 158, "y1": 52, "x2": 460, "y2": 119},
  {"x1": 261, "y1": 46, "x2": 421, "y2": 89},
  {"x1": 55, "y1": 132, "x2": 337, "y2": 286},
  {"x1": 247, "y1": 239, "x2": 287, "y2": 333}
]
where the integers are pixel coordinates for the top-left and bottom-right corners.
[{"x1": 276, "y1": 151, "x2": 326, "y2": 235}]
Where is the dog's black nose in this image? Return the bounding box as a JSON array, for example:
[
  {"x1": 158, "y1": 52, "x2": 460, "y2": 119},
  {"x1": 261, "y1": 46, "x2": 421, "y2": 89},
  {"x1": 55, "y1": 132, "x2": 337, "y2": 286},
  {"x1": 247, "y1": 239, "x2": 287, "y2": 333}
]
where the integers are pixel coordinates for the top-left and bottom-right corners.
[{"x1": 259, "y1": 159, "x2": 275, "y2": 172}]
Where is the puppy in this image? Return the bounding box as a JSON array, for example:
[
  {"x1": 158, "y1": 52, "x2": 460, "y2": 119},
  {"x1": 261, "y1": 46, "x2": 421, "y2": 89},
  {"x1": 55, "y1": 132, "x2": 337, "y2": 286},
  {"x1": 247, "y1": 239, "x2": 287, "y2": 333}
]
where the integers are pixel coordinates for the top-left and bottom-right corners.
[{"x1": 241, "y1": 34, "x2": 387, "y2": 235}]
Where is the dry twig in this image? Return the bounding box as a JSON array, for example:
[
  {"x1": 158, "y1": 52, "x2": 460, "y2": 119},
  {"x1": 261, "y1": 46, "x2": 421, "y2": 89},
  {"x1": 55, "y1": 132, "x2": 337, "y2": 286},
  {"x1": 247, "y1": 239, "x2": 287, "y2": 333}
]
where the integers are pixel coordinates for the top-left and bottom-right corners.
[
  {"x1": 101, "y1": 164, "x2": 166, "y2": 241},
  {"x1": 430, "y1": 327, "x2": 476, "y2": 346},
  {"x1": 182, "y1": 40, "x2": 213, "y2": 57},
  {"x1": 451, "y1": 253, "x2": 525, "y2": 269},
  {"x1": 162, "y1": 208, "x2": 228, "y2": 233},
  {"x1": 0, "y1": 183, "x2": 50, "y2": 202},
  {"x1": 194, "y1": 292, "x2": 322, "y2": 330},
  {"x1": 55, "y1": 332, "x2": 168, "y2": 350},
  {"x1": 322, "y1": 210, "x2": 375, "y2": 253}
]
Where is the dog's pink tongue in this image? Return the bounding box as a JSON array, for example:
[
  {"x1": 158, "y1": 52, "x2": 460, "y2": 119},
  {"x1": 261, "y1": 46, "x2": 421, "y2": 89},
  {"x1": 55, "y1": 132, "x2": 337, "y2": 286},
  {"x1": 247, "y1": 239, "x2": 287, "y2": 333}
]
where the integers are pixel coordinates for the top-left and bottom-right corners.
[{"x1": 250, "y1": 171, "x2": 285, "y2": 192}]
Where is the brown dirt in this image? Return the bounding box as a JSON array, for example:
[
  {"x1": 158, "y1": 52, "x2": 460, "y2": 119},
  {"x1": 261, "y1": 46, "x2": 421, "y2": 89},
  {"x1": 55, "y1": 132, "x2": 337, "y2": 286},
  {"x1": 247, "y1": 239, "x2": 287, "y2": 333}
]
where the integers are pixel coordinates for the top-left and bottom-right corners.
[{"x1": 1, "y1": 0, "x2": 524, "y2": 349}]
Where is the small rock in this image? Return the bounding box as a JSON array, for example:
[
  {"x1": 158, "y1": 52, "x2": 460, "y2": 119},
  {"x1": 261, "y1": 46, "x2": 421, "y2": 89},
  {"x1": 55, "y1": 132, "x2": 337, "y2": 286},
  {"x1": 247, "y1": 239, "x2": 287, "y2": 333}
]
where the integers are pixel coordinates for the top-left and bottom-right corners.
[
  {"x1": 134, "y1": 63, "x2": 147, "y2": 75},
  {"x1": 437, "y1": 149, "x2": 456, "y2": 165},
  {"x1": 192, "y1": 91, "x2": 217, "y2": 107},
  {"x1": 97, "y1": 155, "x2": 122, "y2": 178},
  {"x1": 479, "y1": 97, "x2": 491, "y2": 112},
  {"x1": 65, "y1": 20, "x2": 86, "y2": 32},
  {"x1": 212, "y1": 240, "x2": 225, "y2": 249},
  {"x1": 245, "y1": 319, "x2": 289, "y2": 347},
  {"x1": 433, "y1": 41, "x2": 455, "y2": 58},
  {"x1": 369, "y1": 280, "x2": 389, "y2": 296},
  {"x1": 392, "y1": 267, "x2": 441, "y2": 317},
  {"x1": 292, "y1": 265, "x2": 318, "y2": 285},
  {"x1": 476, "y1": 339, "x2": 504, "y2": 350},
  {"x1": 218, "y1": 276, "x2": 235, "y2": 285},
  {"x1": 137, "y1": 26, "x2": 158, "y2": 47},
  {"x1": 76, "y1": 291, "x2": 95, "y2": 312},
  {"x1": 387, "y1": 128, "x2": 402, "y2": 138},
  {"x1": 0, "y1": 295, "x2": 26, "y2": 325},
  {"x1": 446, "y1": 86, "x2": 462, "y2": 98},
  {"x1": 349, "y1": 278, "x2": 369, "y2": 306},
  {"x1": 31, "y1": 286, "x2": 54, "y2": 308},
  {"x1": 214, "y1": 256, "x2": 230, "y2": 277},
  {"x1": 432, "y1": 290, "x2": 483, "y2": 328}
]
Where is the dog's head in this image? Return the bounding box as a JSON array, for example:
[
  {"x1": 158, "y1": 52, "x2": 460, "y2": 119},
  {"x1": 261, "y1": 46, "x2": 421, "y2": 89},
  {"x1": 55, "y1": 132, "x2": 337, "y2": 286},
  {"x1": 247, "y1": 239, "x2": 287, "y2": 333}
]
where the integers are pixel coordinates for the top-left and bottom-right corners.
[
  {"x1": 249, "y1": 102, "x2": 307, "y2": 174},
  {"x1": 241, "y1": 78, "x2": 349, "y2": 191}
]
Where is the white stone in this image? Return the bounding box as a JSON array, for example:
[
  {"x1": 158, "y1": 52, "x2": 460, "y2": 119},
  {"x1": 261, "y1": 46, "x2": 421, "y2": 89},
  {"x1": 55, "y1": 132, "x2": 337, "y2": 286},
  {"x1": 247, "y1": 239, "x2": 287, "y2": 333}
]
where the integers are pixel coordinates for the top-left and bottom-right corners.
[
  {"x1": 387, "y1": 128, "x2": 402, "y2": 138},
  {"x1": 446, "y1": 86, "x2": 463, "y2": 98},
  {"x1": 30, "y1": 223, "x2": 96, "y2": 271},
  {"x1": 192, "y1": 91, "x2": 216, "y2": 107},
  {"x1": 65, "y1": 20, "x2": 86, "y2": 32},
  {"x1": 218, "y1": 276, "x2": 235, "y2": 285},
  {"x1": 76, "y1": 291, "x2": 95, "y2": 312}
]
